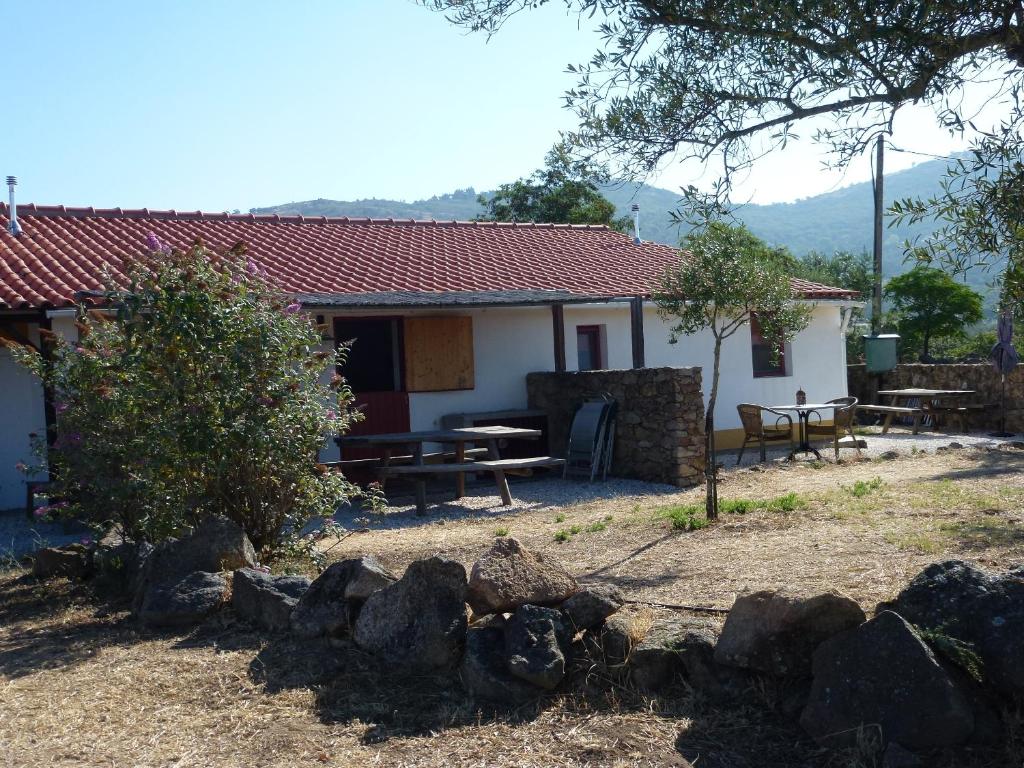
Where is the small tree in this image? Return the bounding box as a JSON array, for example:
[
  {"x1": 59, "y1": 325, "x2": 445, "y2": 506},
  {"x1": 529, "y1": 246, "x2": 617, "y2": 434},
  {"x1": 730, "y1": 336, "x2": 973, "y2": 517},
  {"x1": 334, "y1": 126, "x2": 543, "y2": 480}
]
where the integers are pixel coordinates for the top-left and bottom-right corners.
[
  {"x1": 654, "y1": 222, "x2": 812, "y2": 519},
  {"x1": 883, "y1": 267, "x2": 983, "y2": 361},
  {"x1": 11, "y1": 238, "x2": 368, "y2": 555}
]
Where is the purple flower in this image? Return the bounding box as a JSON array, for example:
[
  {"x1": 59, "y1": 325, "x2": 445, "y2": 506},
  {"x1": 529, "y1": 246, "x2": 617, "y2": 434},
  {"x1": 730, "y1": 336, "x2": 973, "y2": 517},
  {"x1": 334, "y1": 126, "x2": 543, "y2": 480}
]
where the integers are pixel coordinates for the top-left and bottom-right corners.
[
  {"x1": 33, "y1": 506, "x2": 49, "y2": 517},
  {"x1": 254, "y1": 564, "x2": 271, "y2": 573},
  {"x1": 246, "y1": 258, "x2": 259, "y2": 275},
  {"x1": 259, "y1": 395, "x2": 275, "y2": 407},
  {"x1": 80, "y1": 537, "x2": 93, "y2": 546},
  {"x1": 51, "y1": 501, "x2": 69, "y2": 510},
  {"x1": 14, "y1": 461, "x2": 26, "y2": 473},
  {"x1": 325, "y1": 409, "x2": 336, "y2": 420},
  {"x1": 284, "y1": 302, "x2": 302, "y2": 314},
  {"x1": 55, "y1": 401, "x2": 69, "y2": 415},
  {"x1": 145, "y1": 233, "x2": 162, "y2": 251}
]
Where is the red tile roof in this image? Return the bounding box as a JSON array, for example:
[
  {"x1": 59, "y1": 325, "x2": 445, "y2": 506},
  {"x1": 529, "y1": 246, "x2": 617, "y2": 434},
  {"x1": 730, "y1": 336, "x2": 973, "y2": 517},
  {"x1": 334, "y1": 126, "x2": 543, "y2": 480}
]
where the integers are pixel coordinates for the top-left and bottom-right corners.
[{"x1": 0, "y1": 205, "x2": 857, "y2": 309}]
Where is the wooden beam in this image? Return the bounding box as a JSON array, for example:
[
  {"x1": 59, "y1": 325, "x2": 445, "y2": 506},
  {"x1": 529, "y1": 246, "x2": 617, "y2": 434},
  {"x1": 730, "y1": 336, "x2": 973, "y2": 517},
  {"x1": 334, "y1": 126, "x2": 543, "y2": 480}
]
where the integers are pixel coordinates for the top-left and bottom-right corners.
[
  {"x1": 630, "y1": 296, "x2": 645, "y2": 369},
  {"x1": 551, "y1": 303, "x2": 566, "y2": 372}
]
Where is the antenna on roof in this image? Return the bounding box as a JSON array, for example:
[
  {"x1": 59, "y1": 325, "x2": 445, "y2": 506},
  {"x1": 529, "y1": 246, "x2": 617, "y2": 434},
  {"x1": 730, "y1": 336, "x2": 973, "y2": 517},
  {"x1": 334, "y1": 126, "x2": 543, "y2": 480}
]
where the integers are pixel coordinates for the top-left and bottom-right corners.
[
  {"x1": 631, "y1": 203, "x2": 640, "y2": 244},
  {"x1": 6, "y1": 176, "x2": 22, "y2": 236}
]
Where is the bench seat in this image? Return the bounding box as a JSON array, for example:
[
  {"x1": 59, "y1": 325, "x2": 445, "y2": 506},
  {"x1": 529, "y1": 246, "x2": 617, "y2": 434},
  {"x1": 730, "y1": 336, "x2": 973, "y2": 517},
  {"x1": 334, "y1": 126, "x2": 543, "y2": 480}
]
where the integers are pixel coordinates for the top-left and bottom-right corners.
[
  {"x1": 379, "y1": 456, "x2": 565, "y2": 476},
  {"x1": 325, "y1": 447, "x2": 488, "y2": 471},
  {"x1": 380, "y1": 456, "x2": 565, "y2": 515},
  {"x1": 858, "y1": 405, "x2": 921, "y2": 414}
]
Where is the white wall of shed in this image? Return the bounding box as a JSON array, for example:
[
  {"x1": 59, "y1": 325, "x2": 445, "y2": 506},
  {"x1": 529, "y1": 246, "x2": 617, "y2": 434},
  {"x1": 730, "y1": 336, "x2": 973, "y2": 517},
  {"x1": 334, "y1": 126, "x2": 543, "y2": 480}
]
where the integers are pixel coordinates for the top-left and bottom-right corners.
[{"x1": 0, "y1": 326, "x2": 47, "y2": 511}]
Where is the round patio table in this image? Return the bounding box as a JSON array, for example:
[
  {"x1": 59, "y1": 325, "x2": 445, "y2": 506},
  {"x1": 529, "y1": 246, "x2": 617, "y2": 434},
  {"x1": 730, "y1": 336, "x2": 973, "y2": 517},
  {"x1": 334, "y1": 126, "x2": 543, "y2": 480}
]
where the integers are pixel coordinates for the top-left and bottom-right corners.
[{"x1": 767, "y1": 403, "x2": 842, "y2": 460}]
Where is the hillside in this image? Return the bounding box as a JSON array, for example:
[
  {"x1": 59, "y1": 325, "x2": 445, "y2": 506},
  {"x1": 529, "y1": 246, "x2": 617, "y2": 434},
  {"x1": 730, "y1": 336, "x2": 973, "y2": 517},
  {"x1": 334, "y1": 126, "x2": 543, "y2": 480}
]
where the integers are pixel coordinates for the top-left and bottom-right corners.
[{"x1": 252, "y1": 156, "x2": 995, "y2": 293}]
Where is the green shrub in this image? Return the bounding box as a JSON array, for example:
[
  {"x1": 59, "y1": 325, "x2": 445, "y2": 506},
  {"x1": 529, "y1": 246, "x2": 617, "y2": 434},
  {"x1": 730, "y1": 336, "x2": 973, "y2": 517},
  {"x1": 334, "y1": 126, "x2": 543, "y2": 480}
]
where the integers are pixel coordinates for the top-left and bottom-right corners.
[
  {"x1": 12, "y1": 240, "x2": 371, "y2": 555},
  {"x1": 554, "y1": 528, "x2": 573, "y2": 543},
  {"x1": 585, "y1": 520, "x2": 608, "y2": 532},
  {"x1": 846, "y1": 477, "x2": 884, "y2": 498},
  {"x1": 554, "y1": 513, "x2": 566, "y2": 523},
  {"x1": 658, "y1": 504, "x2": 709, "y2": 531},
  {"x1": 494, "y1": 526, "x2": 510, "y2": 537}
]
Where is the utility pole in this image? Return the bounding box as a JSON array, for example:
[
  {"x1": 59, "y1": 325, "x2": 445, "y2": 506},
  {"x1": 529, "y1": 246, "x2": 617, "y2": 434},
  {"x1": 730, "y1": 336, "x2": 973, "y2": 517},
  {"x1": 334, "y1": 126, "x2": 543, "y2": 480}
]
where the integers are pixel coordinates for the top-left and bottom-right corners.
[{"x1": 871, "y1": 134, "x2": 885, "y2": 333}]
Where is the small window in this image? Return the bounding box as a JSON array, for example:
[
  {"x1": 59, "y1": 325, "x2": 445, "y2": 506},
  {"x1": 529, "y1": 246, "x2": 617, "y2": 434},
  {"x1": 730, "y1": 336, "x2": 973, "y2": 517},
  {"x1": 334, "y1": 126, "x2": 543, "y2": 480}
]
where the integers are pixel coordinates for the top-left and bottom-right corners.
[
  {"x1": 751, "y1": 315, "x2": 788, "y2": 378},
  {"x1": 576, "y1": 325, "x2": 604, "y2": 371}
]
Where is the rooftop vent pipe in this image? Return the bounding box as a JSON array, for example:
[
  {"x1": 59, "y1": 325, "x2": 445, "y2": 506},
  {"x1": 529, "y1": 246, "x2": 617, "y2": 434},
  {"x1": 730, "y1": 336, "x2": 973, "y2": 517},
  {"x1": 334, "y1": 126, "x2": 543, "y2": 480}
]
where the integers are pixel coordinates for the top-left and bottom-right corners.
[
  {"x1": 6, "y1": 176, "x2": 21, "y2": 236},
  {"x1": 631, "y1": 203, "x2": 640, "y2": 244}
]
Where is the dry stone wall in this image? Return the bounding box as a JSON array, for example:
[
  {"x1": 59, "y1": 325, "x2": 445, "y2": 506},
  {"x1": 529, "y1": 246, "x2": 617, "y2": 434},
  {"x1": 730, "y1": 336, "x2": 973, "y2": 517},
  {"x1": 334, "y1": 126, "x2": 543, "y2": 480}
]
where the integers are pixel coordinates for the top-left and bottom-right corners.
[
  {"x1": 526, "y1": 367, "x2": 705, "y2": 487},
  {"x1": 848, "y1": 363, "x2": 1024, "y2": 431}
]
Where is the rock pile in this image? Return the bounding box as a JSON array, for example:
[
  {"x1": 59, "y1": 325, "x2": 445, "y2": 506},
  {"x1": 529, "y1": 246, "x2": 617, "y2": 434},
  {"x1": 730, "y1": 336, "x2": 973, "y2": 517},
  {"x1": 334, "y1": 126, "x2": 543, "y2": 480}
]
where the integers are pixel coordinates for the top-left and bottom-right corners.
[{"x1": 26, "y1": 525, "x2": 1024, "y2": 764}]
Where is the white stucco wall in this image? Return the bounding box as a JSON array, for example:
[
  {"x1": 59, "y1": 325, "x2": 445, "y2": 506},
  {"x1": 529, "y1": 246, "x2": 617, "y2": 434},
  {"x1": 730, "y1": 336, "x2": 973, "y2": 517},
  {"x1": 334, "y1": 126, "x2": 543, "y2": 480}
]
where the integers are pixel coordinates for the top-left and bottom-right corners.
[
  {"x1": 0, "y1": 329, "x2": 48, "y2": 511},
  {"x1": 644, "y1": 302, "x2": 850, "y2": 430}
]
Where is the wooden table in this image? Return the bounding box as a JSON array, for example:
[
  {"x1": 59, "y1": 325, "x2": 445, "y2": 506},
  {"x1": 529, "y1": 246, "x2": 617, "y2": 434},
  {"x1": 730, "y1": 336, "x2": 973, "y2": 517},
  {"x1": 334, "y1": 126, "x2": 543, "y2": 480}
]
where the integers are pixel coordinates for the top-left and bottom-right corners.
[
  {"x1": 873, "y1": 388, "x2": 976, "y2": 433},
  {"x1": 337, "y1": 425, "x2": 543, "y2": 513},
  {"x1": 768, "y1": 403, "x2": 842, "y2": 460}
]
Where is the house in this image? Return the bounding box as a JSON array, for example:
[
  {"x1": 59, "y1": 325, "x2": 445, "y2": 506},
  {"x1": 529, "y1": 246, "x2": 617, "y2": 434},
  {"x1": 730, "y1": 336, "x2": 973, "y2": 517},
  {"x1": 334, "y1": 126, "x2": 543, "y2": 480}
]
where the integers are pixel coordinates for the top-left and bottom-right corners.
[{"x1": 0, "y1": 203, "x2": 858, "y2": 510}]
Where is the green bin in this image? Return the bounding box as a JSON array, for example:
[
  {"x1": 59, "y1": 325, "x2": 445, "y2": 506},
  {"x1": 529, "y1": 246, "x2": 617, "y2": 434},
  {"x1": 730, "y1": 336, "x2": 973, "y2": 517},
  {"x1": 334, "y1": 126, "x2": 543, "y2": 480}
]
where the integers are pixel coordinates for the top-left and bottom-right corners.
[{"x1": 863, "y1": 334, "x2": 900, "y2": 373}]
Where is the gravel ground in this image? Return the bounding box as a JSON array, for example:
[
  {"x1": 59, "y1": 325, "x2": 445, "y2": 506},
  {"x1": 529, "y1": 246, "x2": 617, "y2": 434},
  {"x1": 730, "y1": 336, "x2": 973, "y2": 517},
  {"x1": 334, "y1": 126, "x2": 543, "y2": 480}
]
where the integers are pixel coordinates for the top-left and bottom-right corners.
[
  {"x1": 349, "y1": 427, "x2": 1016, "y2": 524},
  {"x1": 0, "y1": 512, "x2": 90, "y2": 561},
  {"x1": 727, "y1": 426, "x2": 1010, "y2": 467}
]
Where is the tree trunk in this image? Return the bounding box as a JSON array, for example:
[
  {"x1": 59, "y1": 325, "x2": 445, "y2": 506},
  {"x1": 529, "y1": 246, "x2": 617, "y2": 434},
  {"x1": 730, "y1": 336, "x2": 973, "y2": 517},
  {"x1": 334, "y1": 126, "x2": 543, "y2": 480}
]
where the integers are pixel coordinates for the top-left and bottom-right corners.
[
  {"x1": 922, "y1": 330, "x2": 930, "y2": 361},
  {"x1": 705, "y1": 334, "x2": 723, "y2": 521}
]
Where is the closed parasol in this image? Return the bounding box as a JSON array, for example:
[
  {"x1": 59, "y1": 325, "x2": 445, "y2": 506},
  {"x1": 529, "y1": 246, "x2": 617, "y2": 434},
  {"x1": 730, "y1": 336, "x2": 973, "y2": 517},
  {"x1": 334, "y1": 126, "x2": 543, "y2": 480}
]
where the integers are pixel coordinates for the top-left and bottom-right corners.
[{"x1": 989, "y1": 310, "x2": 1018, "y2": 437}]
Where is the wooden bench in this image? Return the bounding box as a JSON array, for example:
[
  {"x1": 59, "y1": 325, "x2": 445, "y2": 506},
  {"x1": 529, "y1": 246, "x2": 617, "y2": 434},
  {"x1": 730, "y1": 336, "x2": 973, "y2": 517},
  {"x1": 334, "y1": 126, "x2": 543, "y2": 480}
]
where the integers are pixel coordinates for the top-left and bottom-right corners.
[
  {"x1": 323, "y1": 447, "x2": 488, "y2": 472},
  {"x1": 858, "y1": 404, "x2": 924, "y2": 434},
  {"x1": 380, "y1": 457, "x2": 566, "y2": 515},
  {"x1": 923, "y1": 402, "x2": 989, "y2": 432}
]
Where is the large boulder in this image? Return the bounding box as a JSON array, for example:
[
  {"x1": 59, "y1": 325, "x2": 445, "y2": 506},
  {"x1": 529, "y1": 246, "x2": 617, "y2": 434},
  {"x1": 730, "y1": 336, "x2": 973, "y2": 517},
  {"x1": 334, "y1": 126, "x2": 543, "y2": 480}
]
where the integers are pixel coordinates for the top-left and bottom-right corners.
[
  {"x1": 31, "y1": 544, "x2": 92, "y2": 580},
  {"x1": 133, "y1": 515, "x2": 256, "y2": 613},
  {"x1": 290, "y1": 555, "x2": 396, "y2": 638},
  {"x1": 561, "y1": 585, "x2": 625, "y2": 632},
  {"x1": 628, "y1": 616, "x2": 722, "y2": 693},
  {"x1": 587, "y1": 608, "x2": 651, "y2": 667},
  {"x1": 504, "y1": 604, "x2": 572, "y2": 690},
  {"x1": 715, "y1": 589, "x2": 866, "y2": 677},
  {"x1": 137, "y1": 571, "x2": 229, "y2": 628},
  {"x1": 232, "y1": 568, "x2": 311, "y2": 632},
  {"x1": 353, "y1": 557, "x2": 469, "y2": 670},
  {"x1": 467, "y1": 537, "x2": 577, "y2": 615},
  {"x1": 878, "y1": 560, "x2": 1024, "y2": 697},
  {"x1": 461, "y1": 625, "x2": 542, "y2": 704},
  {"x1": 93, "y1": 537, "x2": 153, "y2": 598},
  {"x1": 800, "y1": 611, "x2": 974, "y2": 750}
]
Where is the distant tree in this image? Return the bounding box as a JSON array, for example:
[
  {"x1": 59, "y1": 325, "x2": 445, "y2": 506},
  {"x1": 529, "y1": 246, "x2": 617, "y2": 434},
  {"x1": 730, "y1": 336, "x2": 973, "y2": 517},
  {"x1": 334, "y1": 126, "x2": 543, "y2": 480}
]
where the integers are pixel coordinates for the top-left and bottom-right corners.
[
  {"x1": 655, "y1": 221, "x2": 812, "y2": 519},
  {"x1": 481, "y1": 144, "x2": 631, "y2": 231},
  {"x1": 884, "y1": 267, "x2": 984, "y2": 360},
  {"x1": 891, "y1": 123, "x2": 1024, "y2": 317},
  {"x1": 794, "y1": 250, "x2": 873, "y2": 360}
]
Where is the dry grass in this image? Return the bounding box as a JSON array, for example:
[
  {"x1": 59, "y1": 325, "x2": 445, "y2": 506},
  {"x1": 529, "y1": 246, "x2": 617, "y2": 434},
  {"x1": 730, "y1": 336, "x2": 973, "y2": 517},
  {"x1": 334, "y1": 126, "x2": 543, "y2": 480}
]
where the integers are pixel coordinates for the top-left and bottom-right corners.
[{"x1": 2, "y1": 447, "x2": 1024, "y2": 767}]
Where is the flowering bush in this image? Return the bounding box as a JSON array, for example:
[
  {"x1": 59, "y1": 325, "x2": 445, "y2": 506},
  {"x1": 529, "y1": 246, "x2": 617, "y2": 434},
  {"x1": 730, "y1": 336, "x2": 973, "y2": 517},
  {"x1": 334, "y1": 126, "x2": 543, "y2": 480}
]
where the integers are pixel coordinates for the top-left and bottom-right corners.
[{"x1": 12, "y1": 238, "x2": 370, "y2": 554}]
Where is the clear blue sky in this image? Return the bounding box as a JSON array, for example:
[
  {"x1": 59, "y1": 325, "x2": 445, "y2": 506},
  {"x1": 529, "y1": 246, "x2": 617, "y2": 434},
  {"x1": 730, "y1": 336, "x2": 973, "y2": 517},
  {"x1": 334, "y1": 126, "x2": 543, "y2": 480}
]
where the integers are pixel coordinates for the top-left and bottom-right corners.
[{"x1": 6, "y1": 0, "x2": 996, "y2": 212}]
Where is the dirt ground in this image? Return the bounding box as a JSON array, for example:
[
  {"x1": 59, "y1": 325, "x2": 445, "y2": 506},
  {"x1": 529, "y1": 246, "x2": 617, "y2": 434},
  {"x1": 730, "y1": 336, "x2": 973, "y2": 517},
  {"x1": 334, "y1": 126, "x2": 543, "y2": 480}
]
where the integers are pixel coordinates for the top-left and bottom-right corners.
[{"x1": 2, "y1": 447, "x2": 1023, "y2": 768}]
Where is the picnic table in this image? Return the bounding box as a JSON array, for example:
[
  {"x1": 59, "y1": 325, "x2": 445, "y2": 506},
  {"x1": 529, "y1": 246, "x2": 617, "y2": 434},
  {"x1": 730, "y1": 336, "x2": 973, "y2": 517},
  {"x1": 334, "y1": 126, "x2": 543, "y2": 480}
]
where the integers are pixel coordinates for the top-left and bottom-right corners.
[
  {"x1": 864, "y1": 389, "x2": 977, "y2": 434},
  {"x1": 336, "y1": 425, "x2": 563, "y2": 515}
]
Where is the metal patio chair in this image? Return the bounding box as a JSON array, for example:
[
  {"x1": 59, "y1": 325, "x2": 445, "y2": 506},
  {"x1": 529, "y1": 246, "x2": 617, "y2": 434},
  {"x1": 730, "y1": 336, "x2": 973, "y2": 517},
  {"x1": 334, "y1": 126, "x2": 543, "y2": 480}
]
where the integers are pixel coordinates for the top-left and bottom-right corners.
[
  {"x1": 736, "y1": 403, "x2": 794, "y2": 464},
  {"x1": 806, "y1": 396, "x2": 861, "y2": 461}
]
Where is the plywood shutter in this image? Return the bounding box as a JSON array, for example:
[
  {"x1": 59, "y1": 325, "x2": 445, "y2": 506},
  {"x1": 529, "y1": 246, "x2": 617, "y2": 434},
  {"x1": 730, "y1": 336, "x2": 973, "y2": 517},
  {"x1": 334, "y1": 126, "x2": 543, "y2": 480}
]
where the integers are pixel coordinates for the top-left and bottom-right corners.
[{"x1": 403, "y1": 316, "x2": 474, "y2": 392}]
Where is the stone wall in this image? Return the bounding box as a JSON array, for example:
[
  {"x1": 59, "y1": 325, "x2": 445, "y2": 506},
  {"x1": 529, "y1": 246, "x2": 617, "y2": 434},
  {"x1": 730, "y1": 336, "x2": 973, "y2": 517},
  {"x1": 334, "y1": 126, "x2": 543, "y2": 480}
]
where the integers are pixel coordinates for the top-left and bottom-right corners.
[
  {"x1": 526, "y1": 367, "x2": 705, "y2": 487},
  {"x1": 848, "y1": 363, "x2": 1024, "y2": 431}
]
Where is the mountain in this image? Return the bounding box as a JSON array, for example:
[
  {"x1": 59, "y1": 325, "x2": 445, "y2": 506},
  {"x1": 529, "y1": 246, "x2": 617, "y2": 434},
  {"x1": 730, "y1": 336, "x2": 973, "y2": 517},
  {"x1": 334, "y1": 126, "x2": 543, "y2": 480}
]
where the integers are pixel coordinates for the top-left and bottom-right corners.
[{"x1": 252, "y1": 156, "x2": 995, "y2": 295}]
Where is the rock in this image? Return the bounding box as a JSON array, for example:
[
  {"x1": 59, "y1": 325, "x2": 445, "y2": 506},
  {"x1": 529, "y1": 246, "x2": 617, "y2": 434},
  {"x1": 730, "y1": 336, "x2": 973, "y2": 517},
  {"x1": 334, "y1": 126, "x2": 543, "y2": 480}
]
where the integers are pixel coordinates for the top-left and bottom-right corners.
[
  {"x1": 561, "y1": 585, "x2": 625, "y2": 631},
  {"x1": 879, "y1": 450, "x2": 900, "y2": 460},
  {"x1": 800, "y1": 611, "x2": 974, "y2": 750},
  {"x1": 587, "y1": 608, "x2": 652, "y2": 667},
  {"x1": 353, "y1": 557, "x2": 468, "y2": 670},
  {"x1": 467, "y1": 537, "x2": 577, "y2": 615},
  {"x1": 290, "y1": 555, "x2": 396, "y2": 638},
  {"x1": 94, "y1": 539, "x2": 153, "y2": 598},
  {"x1": 878, "y1": 559, "x2": 1024, "y2": 697},
  {"x1": 627, "y1": 618, "x2": 687, "y2": 692},
  {"x1": 232, "y1": 568, "x2": 311, "y2": 632},
  {"x1": 133, "y1": 515, "x2": 256, "y2": 613},
  {"x1": 461, "y1": 625, "x2": 541, "y2": 703},
  {"x1": 674, "y1": 627, "x2": 750, "y2": 702},
  {"x1": 504, "y1": 604, "x2": 571, "y2": 690},
  {"x1": 882, "y1": 743, "x2": 922, "y2": 768},
  {"x1": 137, "y1": 571, "x2": 229, "y2": 628},
  {"x1": 715, "y1": 589, "x2": 865, "y2": 677},
  {"x1": 31, "y1": 544, "x2": 91, "y2": 580}
]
